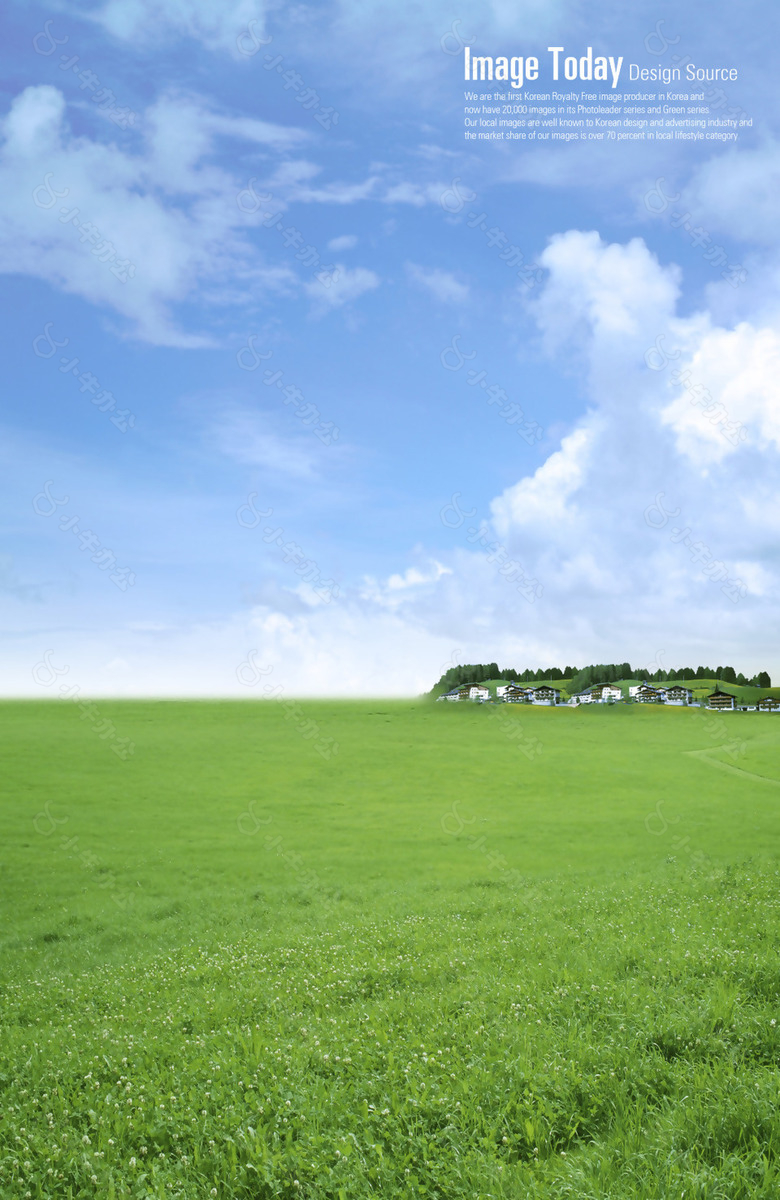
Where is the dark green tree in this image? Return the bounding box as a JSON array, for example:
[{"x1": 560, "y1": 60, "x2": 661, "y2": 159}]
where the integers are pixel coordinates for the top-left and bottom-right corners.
[{"x1": 570, "y1": 666, "x2": 594, "y2": 693}]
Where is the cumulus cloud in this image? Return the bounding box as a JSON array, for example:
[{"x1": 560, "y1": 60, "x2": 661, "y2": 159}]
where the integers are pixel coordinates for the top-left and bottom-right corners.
[
  {"x1": 533, "y1": 229, "x2": 683, "y2": 362},
  {"x1": 213, "y1": 228, "x2": 775, "y2": 689},
  {"x1": 477, "y1": 230, "x2": 779, "y2": 667},
  {"x1": 659, "y1": 322, "x2": 780, "y2": 465},
  {"x1": 491, "y1": 426, "x2": 593, "y2": 536}
]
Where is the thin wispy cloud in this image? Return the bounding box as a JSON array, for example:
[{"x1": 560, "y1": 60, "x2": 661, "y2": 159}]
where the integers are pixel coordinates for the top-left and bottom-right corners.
[{"x1": 406, "y1": 262, "x2": 469, "y2": 304}]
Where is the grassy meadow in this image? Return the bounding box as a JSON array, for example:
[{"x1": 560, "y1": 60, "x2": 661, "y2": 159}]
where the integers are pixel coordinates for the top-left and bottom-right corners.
[{"x1": 1, "y1": 699, "x2": 780, "y2": 1198}]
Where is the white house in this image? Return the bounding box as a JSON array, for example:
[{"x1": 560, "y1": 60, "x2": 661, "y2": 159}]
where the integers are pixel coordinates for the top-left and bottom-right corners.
[
  {"x1": 659, "y1": 684, "x2": 693, "y2": 706},
  {"x1": 629, "y1": 683, "x2": 659, "y2": 699},
  {"x1": 497, "y1": 683, "x2": 531, "y2": 703},
  {"x1": 438, "y1": 683, "x2": 490, "y2": 702},
  {"x1": 573, "y1": 683, "x2": 621, "y2": 704},
  {"x1": 530, "y1": 685, "x2": 561, "y2": 705},
  {"x1": 439, "y1": 683, "x2": 491, "y2": 702}
]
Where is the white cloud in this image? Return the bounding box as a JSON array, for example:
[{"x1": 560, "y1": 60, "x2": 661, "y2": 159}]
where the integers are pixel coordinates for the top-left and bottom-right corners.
[
  {"x1": 263, "y1": 161, "x2": 379, "y2": 205},
  {"x1": 86, "y1": 0, "x2": 268, "y2": 53},
  {"x1": 534, "y1": 229, "x2": 682, "y2": 359},
  {"x1": 484, "y1": 231, "x2": 780, "y2": 659},
  {"x1": 292, "y1": 178, "x2": 379, "y2": 205},
  {"x1": 327, "y1": 234, "x2": 357, "y2": 251},
  {"x1": 387, "y1": 562, "x2": 451, "y2": 589},
  {"x1": 360, "y1": 560, "x2": 454, "y2": 609},
  {"x1": 405, "y1": 262, "x2": 469, "y2": 304},
  {"x1": 1, "y1": 606, "x2": 459, "y2": 697},
  {"x1": 304, "y1": 263, "x2": 380, "y2": 311},
  {"x1": 382, "y1": 181, "x2": 452, "y2": 207},
  {"x1": 491, "y1": 426, "x2": 593, "y2": 536},
  {"x1": 210, "y1": 411, "x2": 321, "y2": 478},
  {"x1": 660, "y1": 322, "x2": 780, "y2": 466},
  {"x1": 321, "y1": 0, "x2": 569, "y2": 94},
  {"x1": 682, "y1": 142, "x2": 780, "y2": 247},
  {"x1": 0, "y1": 85, "x2": 304, "y2": 345}
]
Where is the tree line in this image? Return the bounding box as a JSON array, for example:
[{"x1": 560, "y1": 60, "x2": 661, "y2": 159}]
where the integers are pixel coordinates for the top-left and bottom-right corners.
[
  {"x1": 431, "y1": 662, "x2": 772, "y2": 694},
  {"x1": 570, "y1": 663, "x2": 771, "y2": 692},
  {"x1": 432, "y1": 663, "x2": 576, "y2": 693}
]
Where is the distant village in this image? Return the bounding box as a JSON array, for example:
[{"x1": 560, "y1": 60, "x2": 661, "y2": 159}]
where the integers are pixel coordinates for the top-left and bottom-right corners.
[{"x1": 438, "y1": 680, "x2": 780, "y2": 712}]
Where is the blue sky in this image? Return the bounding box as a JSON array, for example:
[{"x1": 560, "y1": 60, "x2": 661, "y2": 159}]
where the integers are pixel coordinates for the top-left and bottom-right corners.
[{"x1": 1, "y1": 0, "x2": 778, "y2": 695}]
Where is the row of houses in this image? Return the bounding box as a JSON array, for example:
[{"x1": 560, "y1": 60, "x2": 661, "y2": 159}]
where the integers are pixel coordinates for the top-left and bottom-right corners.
[
  {"x1": 438, "y1": 680, "x2": 780, "y2": 711},
  {"x1": 438, "y1": 682, "x2": 562, "y2": 705},
  {"x1": 622, "y1": 684, "x2": 780, "y2": 711}
]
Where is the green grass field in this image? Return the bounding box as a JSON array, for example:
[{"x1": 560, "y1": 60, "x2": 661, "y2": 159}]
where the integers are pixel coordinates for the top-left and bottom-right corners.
[{"x1": 2, "y1": 699, "x2": 780, "y2": 1198}]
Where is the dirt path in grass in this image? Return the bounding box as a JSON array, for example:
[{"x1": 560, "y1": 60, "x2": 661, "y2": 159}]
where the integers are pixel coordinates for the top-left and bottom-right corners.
[{"x1": 684, "y1": 748, "x2": 780, "y2": 787}]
